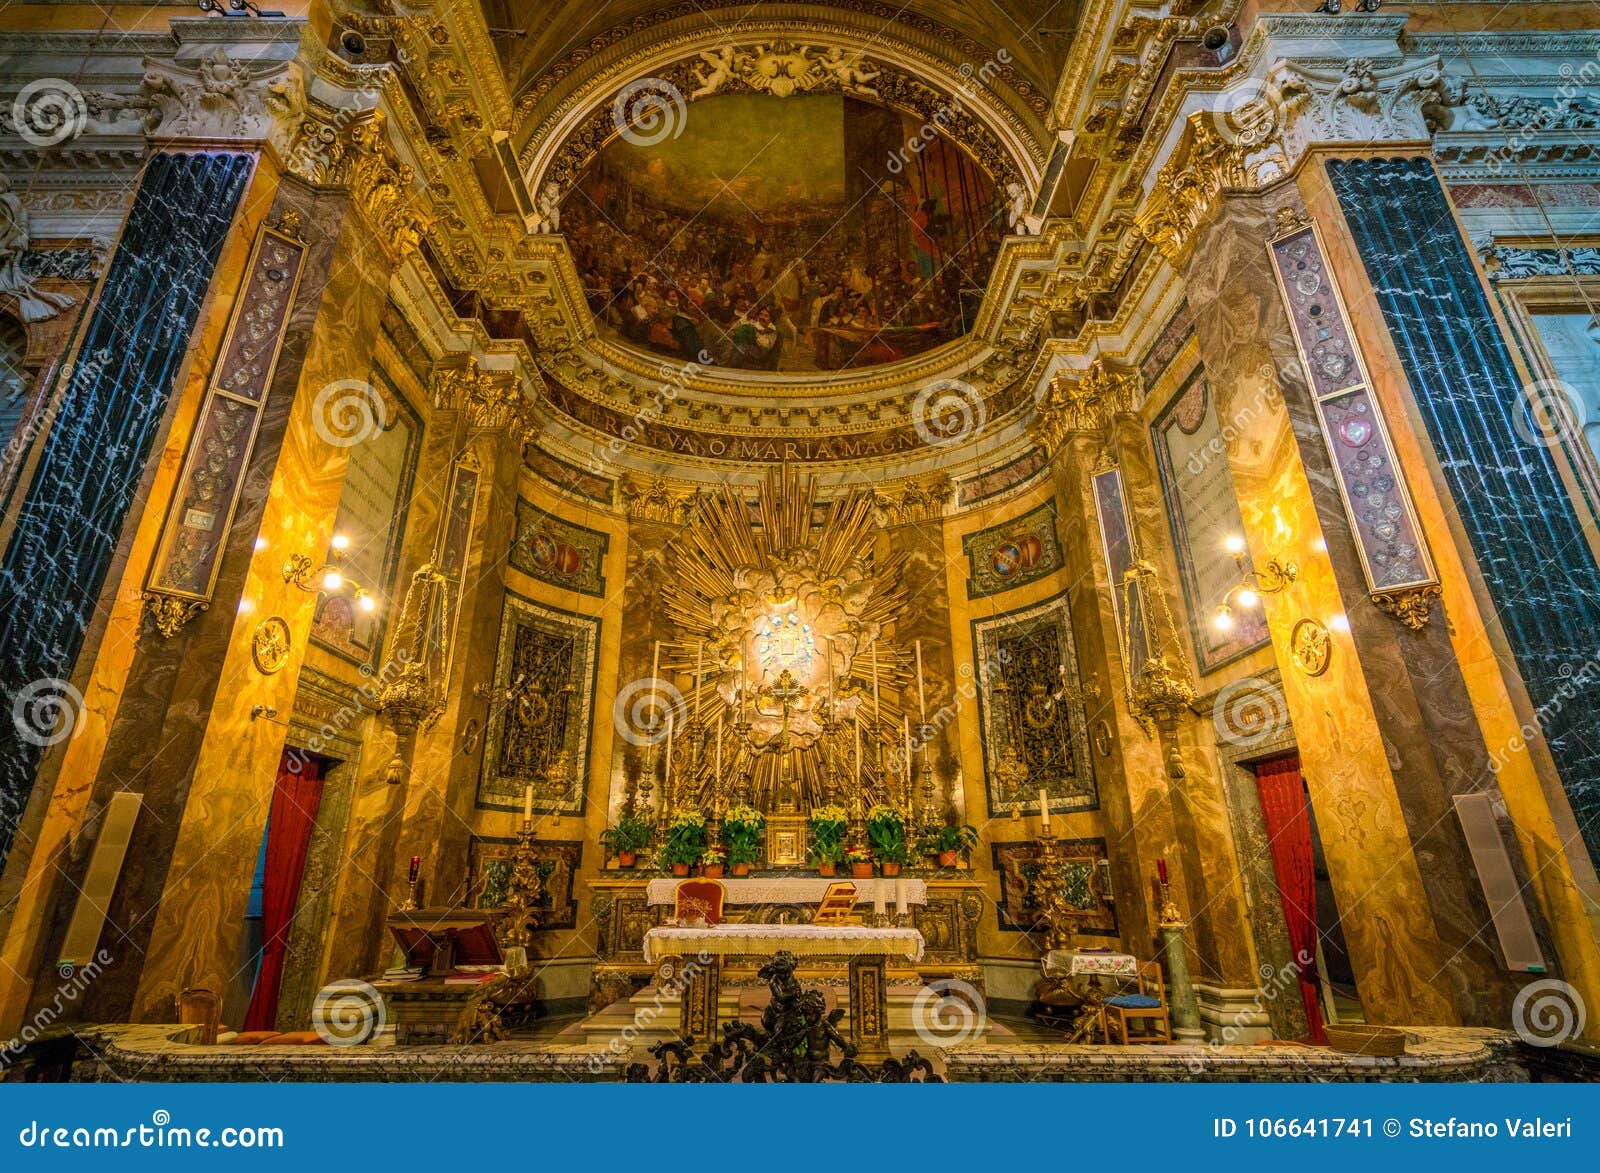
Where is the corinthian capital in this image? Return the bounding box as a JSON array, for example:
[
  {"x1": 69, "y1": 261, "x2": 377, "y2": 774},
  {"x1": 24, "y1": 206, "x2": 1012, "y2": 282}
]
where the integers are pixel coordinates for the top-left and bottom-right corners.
[{"x1": 1030, "y1": 358, "x2": 1140, "y2": 457}]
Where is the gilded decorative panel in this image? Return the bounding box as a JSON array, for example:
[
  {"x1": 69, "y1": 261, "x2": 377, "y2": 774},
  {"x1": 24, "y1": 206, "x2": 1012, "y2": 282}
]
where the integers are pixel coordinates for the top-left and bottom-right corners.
[
  {"x1": 961, "y1": 498, "x2": 1064, "y2": 598},
  {"x1": 992, "y1": 839, "x2": 1117, "y2": 938},
  {"x1": 1151, "y1": 369, "x2": 1270, "y2": 671},
  {"x1": 508, "y1": 498, "x2": 609, "y2": 598},
  {"x1": 478, "y1": 592, "x2": 600, "y2": 816},
  {"x1": 468, "y1": 837, "x2": 583, "y2": 931},
  {"x1": 971, "y1": 592, "x2": 1096, "y2": 817}
]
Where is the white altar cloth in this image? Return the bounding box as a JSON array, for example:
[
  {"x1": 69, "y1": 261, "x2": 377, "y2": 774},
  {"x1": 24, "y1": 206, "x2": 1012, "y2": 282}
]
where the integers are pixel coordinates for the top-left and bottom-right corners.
[
  {"x1": 644, "y1": 876, "x2": 927, "y2": 907},
  {"x1": 642, "y1": 923, "x2": 926, "y2": 963},
  {"x1": 1043, "y1": 948, "x2": 1138, "y2": 977}
]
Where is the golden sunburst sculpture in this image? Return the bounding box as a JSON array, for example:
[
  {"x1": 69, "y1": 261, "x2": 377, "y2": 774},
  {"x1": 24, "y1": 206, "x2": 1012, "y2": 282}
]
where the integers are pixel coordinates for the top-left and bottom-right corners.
[{"x1": 660, "y1": 468, "x2": 917, "y2": 816}]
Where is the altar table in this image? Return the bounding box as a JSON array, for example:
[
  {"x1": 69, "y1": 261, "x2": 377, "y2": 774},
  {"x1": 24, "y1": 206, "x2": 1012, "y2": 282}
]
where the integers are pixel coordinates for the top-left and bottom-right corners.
[
  {"x1": 643, "y1": 877, "x2": 928, "y2": 909},
  {"x1": 642, "y1": 924, "x2": 926, "y2": 1054}
]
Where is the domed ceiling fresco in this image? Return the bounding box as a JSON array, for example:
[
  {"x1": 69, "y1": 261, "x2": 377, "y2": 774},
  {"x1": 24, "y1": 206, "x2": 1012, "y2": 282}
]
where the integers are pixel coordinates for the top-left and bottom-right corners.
[{"x1": 562, "y1": 90, "x2": 1006, "y2": 373}]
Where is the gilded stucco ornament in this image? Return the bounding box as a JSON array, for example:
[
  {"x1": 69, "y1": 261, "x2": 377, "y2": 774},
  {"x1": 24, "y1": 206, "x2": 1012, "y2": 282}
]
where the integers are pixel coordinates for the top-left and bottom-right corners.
[
  {"x1": 874, "y1": 474, "x2": 952, "y2": 526},
  {"x1": 1290, "y1": 618, "x2": 1332, "y2": 677},
  {"x1": 251, "y1": 616, "x2": 292, "y2": 675},
  {"x1": 1373, "y1": 584, "x2": 1443, "y2": 631},
  {"x1": 431, "y1": 354, "x2": 535, "y2": 438},
  {"x1": 140, "y1": 591, "x2": 209, "y2": 639},
  {"x1": 1030, "y1": 359, "x2": 1139, "y2": 456}
]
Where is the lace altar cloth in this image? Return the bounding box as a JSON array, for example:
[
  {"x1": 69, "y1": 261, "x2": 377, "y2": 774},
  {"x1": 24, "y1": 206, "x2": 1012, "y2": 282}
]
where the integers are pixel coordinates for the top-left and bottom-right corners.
[
  {"x1": 644, "y1": 877, "x2": 928, "y2": 907},
  {"x1": 642, "y1": 924, "x2": 926, "y2": 963}
]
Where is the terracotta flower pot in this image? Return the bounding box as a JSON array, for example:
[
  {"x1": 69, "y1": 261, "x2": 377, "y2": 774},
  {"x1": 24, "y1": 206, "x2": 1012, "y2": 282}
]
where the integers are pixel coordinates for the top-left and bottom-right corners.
[
  {"x1": 938, "y1": 850, "x2": 958, "y2": 868},
  {"x1": 617, "y1": 851, "x2": 637, "y2": 868},
  {"x1": 817, "y1": 863, "x2": 837, "y2": 877},
  {"x1": 702, "y1": 864, "x2": 725, "y2": 878},
  {"x1": 851, "y1": 862, "x2": 874, "y2": 878},
  {"x1": 880, "y1": 862, "x2": 901, "y2": 877},
  {"x1": 731, "y1": 862, "x2": 751, "y2": 877},
  {"x1": 671, "y1": 862, "x2": 690, "y2": 877}
]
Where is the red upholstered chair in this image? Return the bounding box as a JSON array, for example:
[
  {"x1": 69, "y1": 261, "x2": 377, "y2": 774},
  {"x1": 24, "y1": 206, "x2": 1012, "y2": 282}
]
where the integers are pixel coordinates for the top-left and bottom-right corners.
[{"x1": 673, "y1": 879, "x2": 726, "y2": 926}]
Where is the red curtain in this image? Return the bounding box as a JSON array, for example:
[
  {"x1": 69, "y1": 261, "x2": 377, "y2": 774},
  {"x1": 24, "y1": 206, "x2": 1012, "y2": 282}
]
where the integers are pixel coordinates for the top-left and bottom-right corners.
[
  {"x1": 1254, "y1": 754, "x2": 1327, "y2": 1044},
  {"x1": 243, "y1": 755, "x2": 325, "y2": 1033}
]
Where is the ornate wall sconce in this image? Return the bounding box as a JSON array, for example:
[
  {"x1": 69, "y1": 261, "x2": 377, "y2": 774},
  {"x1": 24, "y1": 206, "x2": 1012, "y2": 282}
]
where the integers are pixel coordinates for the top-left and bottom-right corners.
[
  {"x1": 1213, "y1": 534, "x2": 1297, "y2": 632},
  {"x1": 282, "y1": 533, "x2": 379, "y2": 615}
]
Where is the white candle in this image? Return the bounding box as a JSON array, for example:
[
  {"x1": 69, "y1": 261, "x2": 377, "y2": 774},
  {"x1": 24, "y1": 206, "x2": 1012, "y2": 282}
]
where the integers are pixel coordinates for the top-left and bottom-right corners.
[
  {"x1": 665, "y1": 712, "x2": 675, "y2": 789},
  {"x1": 873, "y1": 882, "x2": 886, "y2": 915},
  {"x1": 1038, "y1": 787, "x2": 1051, "y2": 832},
  {"x1": 827, "y1": 637, "x2": 835, "y2": 714},
  {"x1": 915, "y1": 639, "x2": 926, "y2": 721},
  {"x1": 871, "y1": 643, "x2": 881, "y2": 720},
  {"x1": 651, "y1": 639, "x2": 660, "y2": 683},
  {"x1": 903, "y1": 715, "x2": 913, "y2": 779},
  {"x1": 522, "y1": 784, "x2": 533, "y2": 824},
  {"x1": 895, "y1": 876, "x2": 907, "y2": 916},
  {"x1": 854, "y1": 715, "x2": 862, "y2": 785}
]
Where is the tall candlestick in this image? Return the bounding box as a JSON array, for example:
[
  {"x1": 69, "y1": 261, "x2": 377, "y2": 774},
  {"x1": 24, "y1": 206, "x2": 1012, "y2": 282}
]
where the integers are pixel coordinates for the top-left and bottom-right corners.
[
  {"x1": 695, "y1": 641, "x2": 704, "y2": 720},
  {"x1": 1038, "y1": 787, "x2": 1051, "y2": 832},
  {"x1": 827, "y1": 638, "x2": 835, "y2": 715},
  {"x1": 871, "y1": 642, "x2": 881, "y2": 720},
  {"x1": 522, "y1": 784, "x2": 533, "y2": 824},
  {"x1": 664, "y1": 712, "x2": 675, "y2": 792},
  {"x1": 903, "y1": 715, "x2": 913, "y2": 778},
  {"x1": 854, "y1": 715, "x2": 862, "y2": 786},
  {"x1": 408, "y1": 855, "x2": 420, "y2": 883},
  {"x1": 873, "y1": 882, "x2": 886, "y2": 916},
  {"x1": 915, "y1": 639, "x2": 927, "y2": 721},
  {"x1": 651, "y1": 639, "x2": 660, "y2": 683}
]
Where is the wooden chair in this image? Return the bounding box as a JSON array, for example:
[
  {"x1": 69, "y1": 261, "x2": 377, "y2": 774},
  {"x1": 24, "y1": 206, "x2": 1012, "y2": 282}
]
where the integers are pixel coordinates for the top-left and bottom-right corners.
[
  {"x1": 1103, "y1": 961, "x2": 1171, "y2": 1044},
  {"x1": 673, "y1": 879, "x2": 726, "y2": 926}
]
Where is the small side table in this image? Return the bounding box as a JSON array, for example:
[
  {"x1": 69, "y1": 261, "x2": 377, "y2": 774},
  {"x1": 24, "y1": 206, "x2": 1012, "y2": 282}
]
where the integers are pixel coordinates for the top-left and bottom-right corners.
[{"x1": 1040, "y1": 949, "x2": 1138, "y2": 1042}]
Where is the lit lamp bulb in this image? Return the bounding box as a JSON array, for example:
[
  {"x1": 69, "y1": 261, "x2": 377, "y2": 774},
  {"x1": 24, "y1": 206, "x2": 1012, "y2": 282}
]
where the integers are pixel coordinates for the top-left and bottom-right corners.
[
  {"x1": 357, "y1": 590, "x2": 377, "y2": 613},
  {"x1": 254, "y1": 536, "x2": 269, "y2": 552},
  {"x1": 1213, "y1": 605, "x2": 1234, "y2": 632},
  {"x1": 322, "y1": 569, "x2": 344, "y2": 591},
  {"x1": 1224, "y1": 534, "x2": 1247, "y2": 557},
  {"x1": 330, "y1": 534, "x2": 350, "y2": 553},
  {"x1": 1236, "y1": 587, "x2": 1259, "y2": 609}
]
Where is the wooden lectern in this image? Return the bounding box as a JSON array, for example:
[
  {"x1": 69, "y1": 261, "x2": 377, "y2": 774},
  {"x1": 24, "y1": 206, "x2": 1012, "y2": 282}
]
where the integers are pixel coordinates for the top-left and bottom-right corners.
[{"x1": 376, "y1": 909, "x2": 508, "y2": 1044}]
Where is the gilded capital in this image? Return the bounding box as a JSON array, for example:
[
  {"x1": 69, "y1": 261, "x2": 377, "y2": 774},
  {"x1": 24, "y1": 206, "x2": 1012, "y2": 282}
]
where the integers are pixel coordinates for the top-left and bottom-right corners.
[{"x1": 1030, "y1": 359, "x2": 1139, "y2": 456}]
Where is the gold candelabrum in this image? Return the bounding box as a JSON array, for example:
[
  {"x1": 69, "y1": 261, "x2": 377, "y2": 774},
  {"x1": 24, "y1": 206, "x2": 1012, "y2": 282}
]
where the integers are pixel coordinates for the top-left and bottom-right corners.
[
  {"x1": 496, "y1": 819, "x2": 545, "y2": 960},
  {"x1": 1032, "y1": 823, "x2": 1087, "y2": 951}
]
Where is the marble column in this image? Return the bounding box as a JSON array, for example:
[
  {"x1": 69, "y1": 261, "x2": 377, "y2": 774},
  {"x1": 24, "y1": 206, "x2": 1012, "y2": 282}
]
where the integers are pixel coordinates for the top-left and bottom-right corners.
[{"x1": 1178, "y1": 183, "x2": 1518, "y2": 1026}]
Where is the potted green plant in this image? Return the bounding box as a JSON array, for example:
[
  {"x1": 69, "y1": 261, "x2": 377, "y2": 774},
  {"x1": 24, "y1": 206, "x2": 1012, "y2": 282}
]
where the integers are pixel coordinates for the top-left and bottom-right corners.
[
  {"x1": 721, "y1": 804, "x2": 766, "y2": 876},
  {"x1": 866, "y1": 805, "x2": 909, "y2": 876},
  {"x1": 599, "y1": 814, "x2": 653, "y2": 868},
  {"x1": 699, "y1": 845, "x2": 726, "y2": 879},
  {"x1": 808, "y1": 805, "x2": 848, "y2": 877},
  {"x1": 660, "y1": 809, "x2": 707, "y2": 876},
  {"x1": 844, "y1": 846, "x2": 874, "y2": 879},
  {"x1": 918, "y1": 823, "x2": 979, "y2": 868}
]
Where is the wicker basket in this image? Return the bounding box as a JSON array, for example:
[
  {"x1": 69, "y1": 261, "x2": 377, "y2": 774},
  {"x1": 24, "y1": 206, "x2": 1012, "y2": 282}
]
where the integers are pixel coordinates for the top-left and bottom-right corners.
[{"x1": 1325, "y1": 1025, "x2": 1407, "y2": 1057}]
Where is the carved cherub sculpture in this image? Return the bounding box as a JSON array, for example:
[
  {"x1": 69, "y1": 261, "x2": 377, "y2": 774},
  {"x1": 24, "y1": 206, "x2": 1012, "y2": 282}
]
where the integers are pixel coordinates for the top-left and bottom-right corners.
[
  {"x1": 692, "y1": 45, "x2": 738, "y2": 99},
  {"x1": 1006, "y1": 180, "x2": 1037, "y2": 235},
  {"x1": 820, "y1": 46, "x2": 880, "y2": 98}
]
